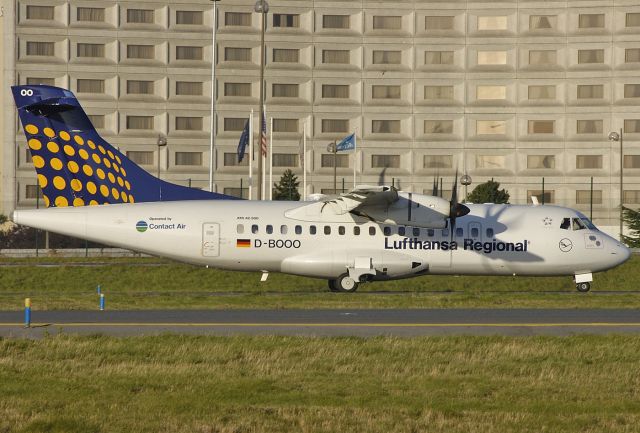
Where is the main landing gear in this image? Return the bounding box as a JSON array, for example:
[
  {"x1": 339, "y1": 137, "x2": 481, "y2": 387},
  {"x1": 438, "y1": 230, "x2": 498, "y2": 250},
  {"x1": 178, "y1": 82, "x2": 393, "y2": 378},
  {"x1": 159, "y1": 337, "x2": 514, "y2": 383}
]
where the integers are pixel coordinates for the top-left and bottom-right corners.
[
  {"x1": 328, "y1": 273, "x2": 359, "y2": 293},
  {"x1": 576, "y1": 282, "x2": 591, "y2": 293}
]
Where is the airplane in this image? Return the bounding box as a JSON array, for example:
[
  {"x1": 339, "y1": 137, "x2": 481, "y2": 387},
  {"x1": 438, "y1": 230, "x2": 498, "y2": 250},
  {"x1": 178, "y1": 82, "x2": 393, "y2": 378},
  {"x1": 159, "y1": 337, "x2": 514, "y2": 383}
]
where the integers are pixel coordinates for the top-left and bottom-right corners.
[{"x1": 10, "y1": 85, "x2": 631, "y2": 293}]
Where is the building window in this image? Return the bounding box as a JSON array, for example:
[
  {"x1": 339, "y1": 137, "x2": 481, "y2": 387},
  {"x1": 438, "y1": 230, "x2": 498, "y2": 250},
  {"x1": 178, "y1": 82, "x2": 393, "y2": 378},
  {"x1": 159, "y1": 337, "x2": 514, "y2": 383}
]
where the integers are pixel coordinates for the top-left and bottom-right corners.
[
  {"x1": 528, "y1": 190, "x2": 554, "y2": 203},
  {"x1": 424, "y1": 120, "x2": 453, "y2": 134},
  {"x1": 224, "y1": 47, "x2": 251, "y2": 62},
  {"x1": 476, "y1": 120, "x2": 506, "y2": 135},
  {"x1": 77, "y1": 7, "x2": 104, "y2": 22},
  {"x1": 26, "y1": 41, "x2": 54, "y2": 56},
  {"x1": 273, "y1": 14, "x2": 299, "y2": 28},
  {"x1": 373, "y1": 16, "x2": 401, "y2": 30},
  {"x1": 273, "y1": 154, "x2": 298, "y2": 167},
  {"x1": 576, "y1": 155, "x2": 603, "y2": 169},
  {"x1": 424, "y1": 155, "x2": 453, "y2": 168},
  {"x1": 477, "y1": 85, "x2": 506, "y2": 100},
  {"x1": 372, "y1": 85, "x2": 401, "y2": 99},
  {"x1": 372, "y1": 120, "x2": 400, "y2": 134},
  {"x1": 176, "y1": 11, "x2": 203, "y2": 25},
  {"x1": 77, "y1": 43, "x2": 104, "y2": 58},
  {"x1": 176, "y1": 46, "x2": 203, "y2": 60},
  {"x1": 224, "y1": 83, "x2": 251, "y2": 97},
  {"x1": 477, "y1": 51, "x2": 507, "y2": 65},
  {"x1": 77, "y1": 79, "x2": 105, "y2": 93},
  {"x1": 272, "y1": 84, "x2": 298, "y2": 98},
  {"x1": 273, "y1": 119, "x2": 298, "y2": 133},
  {"x1": 176, "y1": 81, "x2": 202, "y2": 96},
  {"x1": 27, "y1": 77, "x2": 55, "y2": 86},
  {"x1": 127, "y1": 45, "x2": 154, "y2": 59},
  {"x1": 88, "y1": 115, "x2": 105, "y2": 129},
  {"x1": 225, "y1": 12, "x2": 251, "y2": 26},
  {"x1": 323, "y1": 15, "x2": 349, "y2": 29},
  {"x1": 372, "y1": 50, "x2": 401, "y2": 64},
  {"x1": 625, "y1": 48, "x2": 640, "y2": 63},
  {"x1": 476, "y1": 155, "x2": 505, "y2": 169},
  {"x1": 372, "y1": 155, "x2": 400, "y2": 168},
  {"x1": 425, "y1": 51, "x2": 454, "y2": 65},
  {"x1": 321, "y1": 154, "x2": 349, "y2": 168},
  {"x1": 577, "y1": 84, "x2": 603, "y2": 99},
  {"x1": 624, "y1": 84, "x2": 640, "y2": 98},
  {"x1": 577, "y1": 120, "x2": 603, "y2": 134},
  {"x1": 126, "y1": 116, "x2": 154, "y2": 130},
  {"x1": 321, "y1": 84, "x2": 349, "y2": 99},
  {"x1": 529, "y1": 15, "x2": 556, "y2": 30},
  {"x1": 624, "y1": 191, "x2": 640, "y2": 204},
  {"x1": 424, "y1": 85, "x2": 454, "y2": 100},
  {"x1": 126, "y1": 151, "x2": 154, "y2": 165},
  {"x1": 529, "y1": 50, "x2": 556, "y2": 65},
  {"x1": 477, "y1": 16, "x2": 507, "y2": 31},
  {"x1": 25, "y1": 185, "x2": 42, "y2": 199},
  {"x1": 26, "y1": 5, "x2": 54, "y2": 20},
  {"x1": 322, "y1": 50, "x2": 349, "y2": 64},
  {"x1": 528, "y1": 120, "x2": 554, "y2": 134},
  {"x1": 528, "y1": 85, "x2": 555, "y2": 100},
  {"x1": 627, "y1": 13, "x2": 640, "y2": 27},
  {"x1": 175, "y1": 117, "x2": 203, "y2": 131},
  {"x1": 527, "y1": 155, "x2": 555, "y2": 169},
  {"x1": 127, "y1": 80, "x2": 153, "y2": 95},
  {"x1": 578, "y1": 49, "x2": 604, "y2": 64},
  {"x1": 127, "y1": 9, "x2": 154, "y2": 24},
  {"x1": 175, "y1": 152, "x2": 203, "y2": 165},
  {"x1": 273, "y1": 48, "x2": 298, "y2": 63},
  {"x1": 579, "y1": 14, "x2": 605, "y2": 29},
  {"x1": 576, "y1": 190, "x2": 602, "y2": 205},
  {"x1": 224, "y1": 152, "x2": 248, "y2": 167},
  {"x1": 224, "y1": 118, "x2": 247, "y2": 131},
  {"x1": 321, "y1": 119, "x2": 348, "y2": 133},
  {"x1": 625, "y1": 120, "x2": 640, "y2": 133},
  {"x1": 425, "y1": 16, "x2": 454, "y2": 30},
  {"x1": 624, "y1": 155, "x2": 640, "y2": 168}
]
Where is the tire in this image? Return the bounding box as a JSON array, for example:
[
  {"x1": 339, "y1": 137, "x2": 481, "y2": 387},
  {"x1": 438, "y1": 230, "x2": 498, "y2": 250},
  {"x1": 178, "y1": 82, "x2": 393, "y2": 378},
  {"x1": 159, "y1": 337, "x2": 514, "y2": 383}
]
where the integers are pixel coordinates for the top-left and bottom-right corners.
[
  {"x1": 327, "y1": 279, "x2": 339, "y2": 292},
  {"x1": 335, "y1": 273, "x2": 359, "y2": 293},
  {"x1": 576, "y1": 282, "x2": 591, "y2": 293}
]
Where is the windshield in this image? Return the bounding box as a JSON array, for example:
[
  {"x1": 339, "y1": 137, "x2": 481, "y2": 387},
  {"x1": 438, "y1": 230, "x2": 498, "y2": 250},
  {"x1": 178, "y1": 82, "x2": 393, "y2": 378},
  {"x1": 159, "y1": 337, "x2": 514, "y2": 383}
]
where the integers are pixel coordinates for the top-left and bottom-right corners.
[{"x1": 560, "y1": 216, "x2": 598, "y2": 231}]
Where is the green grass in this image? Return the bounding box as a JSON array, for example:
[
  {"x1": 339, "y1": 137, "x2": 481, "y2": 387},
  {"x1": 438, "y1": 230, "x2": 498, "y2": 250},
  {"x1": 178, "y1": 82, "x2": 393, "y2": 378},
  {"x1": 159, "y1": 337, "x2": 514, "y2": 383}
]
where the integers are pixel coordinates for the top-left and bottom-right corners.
[
  {"x1": 1, "y1": 335, "x2": 639, "y2": 433},
  {"x1": 0, "y1": 256, "x2": 638, "y2": 310}
]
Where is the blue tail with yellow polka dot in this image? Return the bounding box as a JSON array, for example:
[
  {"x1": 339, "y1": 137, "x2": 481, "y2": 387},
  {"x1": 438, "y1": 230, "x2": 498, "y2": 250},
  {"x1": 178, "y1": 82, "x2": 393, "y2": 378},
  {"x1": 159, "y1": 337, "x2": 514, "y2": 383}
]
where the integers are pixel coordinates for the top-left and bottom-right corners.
[{"x1": 12, "y1": 85, "x2": 238, "y2": 207}]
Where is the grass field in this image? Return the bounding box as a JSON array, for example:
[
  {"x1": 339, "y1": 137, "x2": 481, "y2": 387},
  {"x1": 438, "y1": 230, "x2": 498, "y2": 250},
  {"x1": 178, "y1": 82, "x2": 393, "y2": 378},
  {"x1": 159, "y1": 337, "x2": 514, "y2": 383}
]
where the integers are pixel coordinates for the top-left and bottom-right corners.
[
  {"x1": 0, "y1": 255, "x2": 638, "y2": 310},
  {"x1": 0, "y1": 334, "x2": 638, "y2": 433}
]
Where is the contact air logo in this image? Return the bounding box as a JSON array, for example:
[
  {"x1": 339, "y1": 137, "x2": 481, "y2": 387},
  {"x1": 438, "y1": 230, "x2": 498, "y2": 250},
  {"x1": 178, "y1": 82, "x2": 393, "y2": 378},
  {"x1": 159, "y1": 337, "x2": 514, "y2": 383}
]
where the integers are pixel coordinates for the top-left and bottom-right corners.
[{"x1": 136, "y1": 220, "x2": 148, "y2": 233}]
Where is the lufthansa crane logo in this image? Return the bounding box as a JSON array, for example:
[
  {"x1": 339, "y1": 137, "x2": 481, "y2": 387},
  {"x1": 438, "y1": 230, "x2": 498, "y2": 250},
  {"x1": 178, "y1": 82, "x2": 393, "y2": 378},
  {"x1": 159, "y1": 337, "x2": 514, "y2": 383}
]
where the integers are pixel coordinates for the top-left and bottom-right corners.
[{"x1": 559, "y1": 238, "x2": 573, "y2": 252}]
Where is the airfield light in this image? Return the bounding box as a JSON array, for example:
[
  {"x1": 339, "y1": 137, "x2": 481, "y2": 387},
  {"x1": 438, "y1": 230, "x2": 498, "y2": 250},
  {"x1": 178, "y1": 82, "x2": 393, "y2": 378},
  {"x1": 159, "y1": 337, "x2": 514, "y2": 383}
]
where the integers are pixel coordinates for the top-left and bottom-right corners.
[{"x1": 608, "y1": 129, "x2": 623, "y2": 241}]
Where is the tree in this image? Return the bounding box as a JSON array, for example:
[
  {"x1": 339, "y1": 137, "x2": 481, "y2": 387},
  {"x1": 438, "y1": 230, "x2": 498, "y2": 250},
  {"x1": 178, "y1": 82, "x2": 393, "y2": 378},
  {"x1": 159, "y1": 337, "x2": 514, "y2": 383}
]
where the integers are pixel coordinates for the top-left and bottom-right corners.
[
  {"x1": 273, "y1": 169, "x2": 300, "y2": 201},
  {"x1": 622, "y1": 207, "x2": 640, "y2": 247},
  {"x1": 466, "y1": 180, "x2": 510, "y2": 204}
]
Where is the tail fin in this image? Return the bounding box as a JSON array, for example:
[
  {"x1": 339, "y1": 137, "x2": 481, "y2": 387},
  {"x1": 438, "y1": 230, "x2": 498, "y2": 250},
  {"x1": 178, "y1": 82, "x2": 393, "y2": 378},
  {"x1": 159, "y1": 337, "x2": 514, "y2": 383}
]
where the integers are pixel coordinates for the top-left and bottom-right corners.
[{"x1": 12, "y1": 85, "x2": 237, "y2": 207}]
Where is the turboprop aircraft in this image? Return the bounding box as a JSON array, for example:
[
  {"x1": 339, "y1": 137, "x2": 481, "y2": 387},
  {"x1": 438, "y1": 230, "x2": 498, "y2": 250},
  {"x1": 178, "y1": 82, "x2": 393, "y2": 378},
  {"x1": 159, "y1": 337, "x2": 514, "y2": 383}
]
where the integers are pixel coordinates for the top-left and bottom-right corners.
[{"x1": 11, "y1": 85, "x2": 630, "y2": 293}]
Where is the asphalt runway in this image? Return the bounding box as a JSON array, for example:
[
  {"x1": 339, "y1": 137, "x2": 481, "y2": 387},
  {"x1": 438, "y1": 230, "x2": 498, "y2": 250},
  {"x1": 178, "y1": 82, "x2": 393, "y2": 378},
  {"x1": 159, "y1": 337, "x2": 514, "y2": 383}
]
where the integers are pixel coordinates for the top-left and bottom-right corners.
[{"x1": 1, "y1": 309, "x2": 640, "y2": 337}]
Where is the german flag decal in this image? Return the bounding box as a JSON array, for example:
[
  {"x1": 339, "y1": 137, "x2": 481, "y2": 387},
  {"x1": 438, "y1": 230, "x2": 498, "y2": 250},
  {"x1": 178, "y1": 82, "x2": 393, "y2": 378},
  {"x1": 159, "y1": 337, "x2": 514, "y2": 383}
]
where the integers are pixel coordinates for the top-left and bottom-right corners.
[{"x1": 236, "y1": 239, "x2": 251, "y2": 248}]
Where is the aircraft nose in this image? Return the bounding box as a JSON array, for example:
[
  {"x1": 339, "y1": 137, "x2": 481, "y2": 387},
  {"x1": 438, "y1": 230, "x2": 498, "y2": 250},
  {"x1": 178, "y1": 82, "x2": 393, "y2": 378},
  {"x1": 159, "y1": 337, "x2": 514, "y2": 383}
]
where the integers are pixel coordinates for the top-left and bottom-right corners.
[{"x1": 611, "y1": 241, "x2": 631, "y2": 265}]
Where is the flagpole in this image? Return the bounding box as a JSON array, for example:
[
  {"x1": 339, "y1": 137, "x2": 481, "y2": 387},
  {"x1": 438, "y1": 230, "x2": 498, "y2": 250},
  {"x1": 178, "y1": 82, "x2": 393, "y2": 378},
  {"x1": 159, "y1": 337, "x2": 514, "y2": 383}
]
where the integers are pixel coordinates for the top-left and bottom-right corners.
[
  {"x1": 261, "y1": 106, "x2": 266, "y2": 201},
  {"x1": 353, "y1": 129, "x2": 357, "y2": 189},
  {"x1": 249, "y1": 109, "x2": 253, "y2": 200},
  {"x1": 303, "y1": 122, "x2": 307, "y2": 201},
  {"x1": 269, "y1": 117, "x2": 273, "y2": 200}
]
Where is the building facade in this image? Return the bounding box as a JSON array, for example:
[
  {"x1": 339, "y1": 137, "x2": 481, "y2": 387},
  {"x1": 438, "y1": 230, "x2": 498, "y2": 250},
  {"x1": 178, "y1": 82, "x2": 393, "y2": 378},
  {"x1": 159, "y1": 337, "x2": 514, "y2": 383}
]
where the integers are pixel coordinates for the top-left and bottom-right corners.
[{"x1": 3, "y1": 0, "x2": 640, "y2": 232}]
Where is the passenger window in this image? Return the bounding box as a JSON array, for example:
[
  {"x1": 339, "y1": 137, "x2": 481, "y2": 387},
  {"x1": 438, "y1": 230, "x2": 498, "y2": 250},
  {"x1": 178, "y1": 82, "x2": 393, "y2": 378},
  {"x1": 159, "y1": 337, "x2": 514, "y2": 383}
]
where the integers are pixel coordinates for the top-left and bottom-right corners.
[
  {"x1": 456, "y1": 227, "x2": 463, "y2": 237},
  {"x1": 572, "y1": 218, "x2": 587, "y2": 231},
  {"x1": 295, "y1": 225, "x2": 302, "y2": 235},
  {"x1": 310, "y1": 225, "x2": 317, "y2": 235},
  {"x1": 252, "y1": 224, "x2": 259, "y2": 234},
  {"x1": 339, "y1": 226, "x2": 345, "y2": 235},
  {"x1": 427, "y1": 229, "x2": 434, "y2": 237},
  {"x1": 383, "y1": 226, "x2": 392, "y2": 236},
  {"x1": 442, "y1": 229, "x2": 449, "y2": 237},
  {"x1": 471, "y1": 227, "x2": 479, "y2": 238},
  {"x1": 413, "y1": 227, "x2": 420, "y2": 237},
  {"x1": 324, "y1": 225, "x2": 331, "y2": 235},
  {"x1": 281, "y1": 225, "x2": 288, "y2": 234},
  {"x1": 398, "y1": 226, "x2": 406, "y2": 236},
  {"x1": 486, "y1": 228, "x2": 494, "y2": 238},
  {"x1": 266, "y1": 225, "x2": 273, "y2": 234},
  {"x1": 560, "y1": 218, "x2": 570, "y2": 230},
  {"x1": 236, "y1": 224, "x2": 244, "y2": 234},
  {"x1": 369, "y1": 227, "x2": 376, "y2": 236},
  {"x1": 354, "y1": 226, "x2": 360, "y2": 235}
]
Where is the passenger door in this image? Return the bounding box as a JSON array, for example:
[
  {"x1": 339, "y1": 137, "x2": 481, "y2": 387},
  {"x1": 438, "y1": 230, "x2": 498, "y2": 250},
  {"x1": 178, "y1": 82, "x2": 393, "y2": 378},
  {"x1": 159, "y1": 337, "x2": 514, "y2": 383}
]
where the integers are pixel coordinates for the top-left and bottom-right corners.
[{"x1": 202, "y1": 223, "x2": 220, "y2": 257}]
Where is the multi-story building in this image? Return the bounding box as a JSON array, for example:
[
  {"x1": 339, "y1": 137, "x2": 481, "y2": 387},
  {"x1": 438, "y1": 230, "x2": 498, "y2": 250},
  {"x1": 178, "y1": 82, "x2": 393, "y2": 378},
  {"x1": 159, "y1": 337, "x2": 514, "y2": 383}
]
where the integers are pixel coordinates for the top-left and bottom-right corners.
[{"x1": 2, "y1": 0, "x2": 640, "y2": 234}]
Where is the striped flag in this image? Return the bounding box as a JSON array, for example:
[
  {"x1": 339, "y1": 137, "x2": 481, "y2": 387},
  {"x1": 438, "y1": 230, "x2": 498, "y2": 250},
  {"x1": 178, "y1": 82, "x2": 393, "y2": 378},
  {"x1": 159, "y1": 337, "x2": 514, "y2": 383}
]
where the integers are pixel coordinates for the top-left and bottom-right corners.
[{"x1": 260, "y1": 110, "x2": 268, "y2": 157}]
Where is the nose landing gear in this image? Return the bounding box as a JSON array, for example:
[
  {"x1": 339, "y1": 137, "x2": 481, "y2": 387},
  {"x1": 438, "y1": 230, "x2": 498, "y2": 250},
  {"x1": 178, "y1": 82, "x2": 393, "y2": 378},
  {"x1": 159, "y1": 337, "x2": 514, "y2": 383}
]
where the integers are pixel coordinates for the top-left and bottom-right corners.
[
  {"x1": 576, "y1": 282, "x2": 591, "y2": 292},
  {"x1": 574, "y1": 273, "x2": 593, "y2": 293}
]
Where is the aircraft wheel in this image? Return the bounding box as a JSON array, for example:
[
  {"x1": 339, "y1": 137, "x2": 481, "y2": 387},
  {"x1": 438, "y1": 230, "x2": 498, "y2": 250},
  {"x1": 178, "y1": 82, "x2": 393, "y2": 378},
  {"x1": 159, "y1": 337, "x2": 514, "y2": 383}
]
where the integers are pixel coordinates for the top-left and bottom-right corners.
[
  {"x1": 576, "y1": 282, "x2": 591, "y2": 293},
  {"x1": 335, "y1": 273, "x2": 359, "y2": 293},
  {"x1": 327, "y1": 279, "x2": 339, "y2": 292}
]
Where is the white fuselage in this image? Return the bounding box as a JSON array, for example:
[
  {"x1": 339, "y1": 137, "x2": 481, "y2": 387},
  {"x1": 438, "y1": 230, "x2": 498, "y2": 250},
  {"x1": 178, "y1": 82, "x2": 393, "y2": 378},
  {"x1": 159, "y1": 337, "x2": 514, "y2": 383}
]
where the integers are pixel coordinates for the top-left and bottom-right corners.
[{"x1": 12, "y1": 198, "x2": 630, "y2": 281}]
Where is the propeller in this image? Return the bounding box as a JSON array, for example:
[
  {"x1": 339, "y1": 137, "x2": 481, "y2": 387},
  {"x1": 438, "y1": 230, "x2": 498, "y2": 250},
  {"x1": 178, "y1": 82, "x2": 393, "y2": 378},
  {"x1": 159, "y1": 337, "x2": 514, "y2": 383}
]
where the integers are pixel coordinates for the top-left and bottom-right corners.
[{"x1": 449, "y1": 170, "x2": 470, "y2": 241}]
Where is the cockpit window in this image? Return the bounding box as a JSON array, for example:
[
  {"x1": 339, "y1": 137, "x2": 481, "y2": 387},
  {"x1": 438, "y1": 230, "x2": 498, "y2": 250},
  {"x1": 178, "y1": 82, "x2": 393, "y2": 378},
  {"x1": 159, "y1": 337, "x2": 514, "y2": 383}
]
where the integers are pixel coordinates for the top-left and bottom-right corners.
[
  {"x1": 580, "y1": 217, "x2": 597, "y2": 230},
  {"x1": 572, "y1": 218, "x2": 587, "y2": 231},
  {"x1": 560, "y1": 218, "x2": 570, "y2": 230}
]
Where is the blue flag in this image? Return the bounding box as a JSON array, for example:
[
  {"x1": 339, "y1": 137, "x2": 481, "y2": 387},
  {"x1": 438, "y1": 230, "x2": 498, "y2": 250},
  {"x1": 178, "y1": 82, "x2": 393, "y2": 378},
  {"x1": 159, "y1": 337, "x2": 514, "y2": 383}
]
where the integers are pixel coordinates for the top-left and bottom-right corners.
[
  {"x1": 237, "y1": 119, "x2": 250, "y2": 162},
  {"x1": 336, "y1": 133, "x2": 356, "y2": 152}
]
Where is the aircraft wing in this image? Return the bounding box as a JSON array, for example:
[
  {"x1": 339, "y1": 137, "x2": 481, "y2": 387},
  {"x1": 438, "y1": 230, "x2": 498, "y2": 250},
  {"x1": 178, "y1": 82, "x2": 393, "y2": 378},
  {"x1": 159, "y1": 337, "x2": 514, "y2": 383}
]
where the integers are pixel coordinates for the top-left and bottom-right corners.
[{"x1": 323, "y1": 185, "x2": 399, "y2": 215}]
